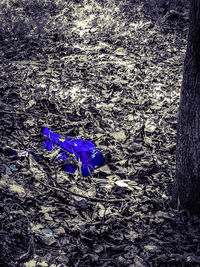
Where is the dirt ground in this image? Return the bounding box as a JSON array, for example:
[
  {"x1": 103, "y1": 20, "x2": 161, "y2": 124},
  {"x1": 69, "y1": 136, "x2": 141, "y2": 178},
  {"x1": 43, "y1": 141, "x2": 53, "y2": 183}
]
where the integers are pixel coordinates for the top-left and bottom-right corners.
[{"x1": 1, "y1": 0, "x2": 199, "y2": 266}]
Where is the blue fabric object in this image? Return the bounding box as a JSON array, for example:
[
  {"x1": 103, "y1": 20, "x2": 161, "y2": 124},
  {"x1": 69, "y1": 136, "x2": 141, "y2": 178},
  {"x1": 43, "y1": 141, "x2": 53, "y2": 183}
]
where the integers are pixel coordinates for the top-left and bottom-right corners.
[
  {"x1": 43, "y1": 127, "x2": 61, "y2": 151},
  {"x1": 42, "y1": 127, "x2": 104, "y2": 177},
  {"x1": 63, "y1": 164, "x2": 77, "y2": 174}
]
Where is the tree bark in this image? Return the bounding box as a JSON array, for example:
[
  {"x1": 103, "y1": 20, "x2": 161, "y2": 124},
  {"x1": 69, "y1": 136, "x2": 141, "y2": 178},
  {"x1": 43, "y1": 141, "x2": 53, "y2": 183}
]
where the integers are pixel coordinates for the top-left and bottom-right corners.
[{"x1": 172, "y1": 0, "x2": 200, "y2": 214}]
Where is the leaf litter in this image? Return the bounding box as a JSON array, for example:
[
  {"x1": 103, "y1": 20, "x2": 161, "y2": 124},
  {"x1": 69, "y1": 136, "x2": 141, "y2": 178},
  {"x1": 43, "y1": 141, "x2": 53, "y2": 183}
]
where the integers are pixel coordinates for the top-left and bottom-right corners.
[{"x1": 1, "y1": 0, "x2": 198, "y2": 266}]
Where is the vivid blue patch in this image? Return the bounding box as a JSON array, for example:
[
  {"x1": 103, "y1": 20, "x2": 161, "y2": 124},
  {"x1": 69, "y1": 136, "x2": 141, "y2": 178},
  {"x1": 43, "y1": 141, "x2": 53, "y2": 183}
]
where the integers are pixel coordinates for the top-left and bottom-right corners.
[
  {"x1": 42, "y1": 127, "x2": 104, "y2": 177},
  {"x1": 10, "y1": 164, "x2": 16, "y2": 169}
]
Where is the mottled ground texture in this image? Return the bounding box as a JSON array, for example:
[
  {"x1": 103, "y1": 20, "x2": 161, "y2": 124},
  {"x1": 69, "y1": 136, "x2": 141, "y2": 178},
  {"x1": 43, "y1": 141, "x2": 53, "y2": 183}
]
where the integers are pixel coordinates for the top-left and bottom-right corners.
[{"x1": 1, "y1": 0, "x2": 199, "y2": 266}]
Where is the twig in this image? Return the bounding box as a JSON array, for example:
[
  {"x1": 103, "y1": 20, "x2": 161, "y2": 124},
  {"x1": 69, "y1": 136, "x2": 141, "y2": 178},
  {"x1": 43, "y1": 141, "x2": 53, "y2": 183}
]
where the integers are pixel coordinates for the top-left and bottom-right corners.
[{"x1": 33, "y1": 175, "x2": 130, "y2": 203}]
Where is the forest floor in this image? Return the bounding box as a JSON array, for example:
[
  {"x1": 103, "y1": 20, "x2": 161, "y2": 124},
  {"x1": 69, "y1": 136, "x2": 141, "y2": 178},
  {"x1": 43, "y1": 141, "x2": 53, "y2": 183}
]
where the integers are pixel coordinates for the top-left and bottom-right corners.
[{"x1": 1, "y1": 0, "x2": 199, "y2": 266}]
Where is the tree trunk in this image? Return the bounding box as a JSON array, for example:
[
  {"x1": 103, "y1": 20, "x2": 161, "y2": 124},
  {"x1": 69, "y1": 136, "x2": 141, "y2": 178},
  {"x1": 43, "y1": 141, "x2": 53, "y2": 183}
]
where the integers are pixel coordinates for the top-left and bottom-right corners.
[{"x1": 172, "y1": 0, "x2": 200, "y2": 214}]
